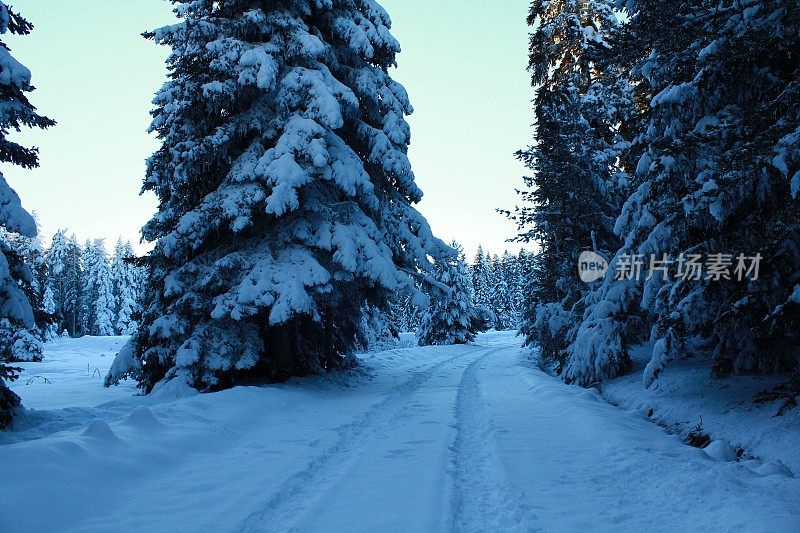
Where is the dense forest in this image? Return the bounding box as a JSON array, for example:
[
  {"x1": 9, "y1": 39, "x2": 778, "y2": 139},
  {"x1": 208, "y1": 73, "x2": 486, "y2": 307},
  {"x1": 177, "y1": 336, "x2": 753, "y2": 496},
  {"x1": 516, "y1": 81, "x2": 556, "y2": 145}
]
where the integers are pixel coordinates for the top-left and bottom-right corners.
[{"x1": 509, "y1": 0, "x2": 799, "y2": 395}]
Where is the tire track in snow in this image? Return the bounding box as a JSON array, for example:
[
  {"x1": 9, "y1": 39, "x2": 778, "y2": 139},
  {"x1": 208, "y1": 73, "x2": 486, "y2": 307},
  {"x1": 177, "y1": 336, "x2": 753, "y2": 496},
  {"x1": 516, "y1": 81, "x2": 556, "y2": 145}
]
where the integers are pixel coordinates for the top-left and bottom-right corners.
[
  {"x1": 238, "y1": 347, "x2": 495, "y2": 532},
  {"x1": 450, "y1": 351, "x2": 541, "y2": 532}
]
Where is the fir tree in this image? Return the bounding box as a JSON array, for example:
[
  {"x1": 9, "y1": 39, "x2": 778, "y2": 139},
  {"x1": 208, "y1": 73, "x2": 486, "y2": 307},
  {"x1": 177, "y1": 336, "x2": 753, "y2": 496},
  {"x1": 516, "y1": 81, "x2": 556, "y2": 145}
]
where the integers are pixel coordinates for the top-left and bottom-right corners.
[
  {"x1": 500, "y1": 250, "x2": 522, "y2": 328},
  {"x1": 0, "y1": 2, "x2": 54, "y2": 428},
  {"x1": 110, "y1": 239, "x2": 140, "y2": 335},
  {"x1": 41, "y1": 283, "x2": 58, "y2": 341},
  {"x1": 81, "y1": 240, "x2": 115, "y2": 336},
  {"x1": 5, "y1": 214, "x2": 54, "y2": 337},
  {"x1": 418, "y1": 245, "x2": 491, "y2": 346},
  {"x1": 510, "y1": 0, "x2": 634, "y2": 380},
  {"x1": 110, "y1": 0, "x2": 450, "y2": 392},
  {"x1": 387, "y1": 288, "x2": 423, "y2": 334},
  {"x1": 45, "y1": 231, "x2": 83, "y2": 337},
  {"x1": 571, "y1": 0, "x2": 800, "y2": 387},
  {"x1": 488, "y1": 254, "x2": 508, "y2": 329},
  {"x1": 513, "y1": 249, "x2": 529, "y2": 325},
  {"x1": 517, "y1": 1, "x2": 800, "y2": 390},
  {"x1": 78, "y1": 240, "x2": 94, "y2": 335},
  {"x1": 470, "y1": 245, "x2": 491, "y2": 311}
]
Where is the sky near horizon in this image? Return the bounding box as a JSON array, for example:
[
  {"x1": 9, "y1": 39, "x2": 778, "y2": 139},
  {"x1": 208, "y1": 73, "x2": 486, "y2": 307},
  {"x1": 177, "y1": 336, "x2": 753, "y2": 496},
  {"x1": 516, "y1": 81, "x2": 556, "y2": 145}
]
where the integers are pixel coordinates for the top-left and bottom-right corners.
[{"x1": 4, "y1": 0, "x2": 534, "y2": 259}]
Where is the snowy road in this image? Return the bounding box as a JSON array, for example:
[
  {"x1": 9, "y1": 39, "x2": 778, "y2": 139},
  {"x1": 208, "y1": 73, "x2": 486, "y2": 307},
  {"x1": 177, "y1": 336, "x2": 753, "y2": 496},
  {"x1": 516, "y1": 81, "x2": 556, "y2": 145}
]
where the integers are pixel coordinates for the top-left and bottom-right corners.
[{"x1": 2, "y1": 334, "x2": 799, "y2": 532}]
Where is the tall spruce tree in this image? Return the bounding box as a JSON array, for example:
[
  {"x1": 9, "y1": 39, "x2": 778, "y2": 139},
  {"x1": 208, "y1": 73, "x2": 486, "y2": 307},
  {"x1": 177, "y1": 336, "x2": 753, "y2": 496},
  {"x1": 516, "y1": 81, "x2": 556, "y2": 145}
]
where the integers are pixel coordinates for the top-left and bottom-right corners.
[
  {"x1": 45, "y1": 231, "x2": 83, "y2": 337},
  {"x1": 109, "y1": 0, "x2": 450, "y2": 392},
  {"x1": 488, "y1": 254, "x2": 508, "y2": 328},
  {"x1": 500, "y1": 250, "x2": 522, "y2": 328},
  {"x1": 111, "y1": 239, "x2": 140, "y2": 335},
  {"x1": 471, "y1": 245, "x2": 491, "y2": 311},
  {"x1": 0, "y1": 2, "x2": 54, "y2": 428},
  {"x1": 81, "y1": 240, "x2": 115, "y2": 336},
  {"x1": 511, "y1": 0, "x2": 634, "y2": 379},
  {"x1": 78, "y1": 240, "x2": 94, "y2": 335}
]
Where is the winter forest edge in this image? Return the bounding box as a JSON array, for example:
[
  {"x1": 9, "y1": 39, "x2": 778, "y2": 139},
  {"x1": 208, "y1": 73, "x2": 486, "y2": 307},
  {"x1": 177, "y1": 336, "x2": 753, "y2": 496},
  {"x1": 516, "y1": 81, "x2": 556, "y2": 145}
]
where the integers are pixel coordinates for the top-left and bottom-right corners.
[{"x1": 0, "y1": 0, "x2": 798, "y2": 507}]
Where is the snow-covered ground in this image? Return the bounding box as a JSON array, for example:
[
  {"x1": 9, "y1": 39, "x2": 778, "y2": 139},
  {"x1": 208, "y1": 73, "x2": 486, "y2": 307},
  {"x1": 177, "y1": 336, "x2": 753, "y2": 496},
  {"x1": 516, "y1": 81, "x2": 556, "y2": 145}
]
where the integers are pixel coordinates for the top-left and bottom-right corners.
[
  {"x1": 7, "y1": 336, "x2": 137, "y2": 410},
  {"x1": 2, "y1": 332, "x2": 799, "y2": 532},
  {"x1": 602, "y1": 343, "x2": 800, "y2": 475}
]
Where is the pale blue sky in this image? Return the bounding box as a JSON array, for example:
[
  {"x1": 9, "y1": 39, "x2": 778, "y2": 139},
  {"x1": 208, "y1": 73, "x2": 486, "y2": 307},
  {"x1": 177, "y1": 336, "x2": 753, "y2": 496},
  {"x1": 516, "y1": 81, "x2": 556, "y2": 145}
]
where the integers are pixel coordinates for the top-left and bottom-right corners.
[{"x1": 5, "y1": 0, "x2": 533, "y2": 258}]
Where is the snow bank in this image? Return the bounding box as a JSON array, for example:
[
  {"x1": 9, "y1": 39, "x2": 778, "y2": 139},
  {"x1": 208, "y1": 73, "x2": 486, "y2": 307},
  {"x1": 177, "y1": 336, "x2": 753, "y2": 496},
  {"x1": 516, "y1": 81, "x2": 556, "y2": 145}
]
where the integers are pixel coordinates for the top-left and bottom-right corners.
[{"x1": 602, "y1": 344, "x2": 800, "y2": 475}]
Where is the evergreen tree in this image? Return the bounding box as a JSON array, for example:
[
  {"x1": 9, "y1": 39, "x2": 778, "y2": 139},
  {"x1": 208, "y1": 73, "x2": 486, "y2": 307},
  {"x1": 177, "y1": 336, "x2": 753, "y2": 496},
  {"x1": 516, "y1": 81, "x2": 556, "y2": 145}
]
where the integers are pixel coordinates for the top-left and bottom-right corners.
[
  {"x1": 510, "y1": 0, "x2": 634, "y2": 380},
  {"x1": 515, "y1": 1, "x2": 800, "y2": 391},
  {"x1": 93, "y1": 252, "x2": 115, "y2": 337},
  {"x1": 387, "y1": 288, "x2": 424, "y2": 334},
  {"x1": 569, "y1": 0, "x2": 800, "y2": 387},
  {"x1": 357, "y1": 303, "x2": 397, "y2": 350},
  {"x1": 45, "y1": 231, "x2": 83, "y2": 337},
  {"x1": 5, "y1": 220, "x2": 44, "y2": 305},
  {"x1": 513, "y1": 249, "x2": 530, "y2": 324},
  {"x1": 418, "y1": 245, "x2": 491, "y2": 346},
  {"x1": 78, "y1": 240, "x2": 94, "y2": 335},
  {"x1": 0, "y1": 2, "x2": 54, "y2": 428},
  {"x1": 110, "y1": 0, "x2": 450, "y2": 392},
  {"x1": 500, "y1": 250, "x2": 522, "y2": 328},
  {"x1": 81, "y1": 240, "x2": 115, "y2": 336},
  {"x1": 488, "y1": 254, "x2": 509, "y2": 328},
  {"x1": 471, "y1": 245, "x2": 491, "y2": 310},
  {"x1": 41, "y1": 283, "x2": 58, "y2": 340},
  {"x1": 110, "y1": 239, "x2": 140, "y2": 335},
  {"x1": 5, "y1": 214, "x2": 55, "y2": 337}
]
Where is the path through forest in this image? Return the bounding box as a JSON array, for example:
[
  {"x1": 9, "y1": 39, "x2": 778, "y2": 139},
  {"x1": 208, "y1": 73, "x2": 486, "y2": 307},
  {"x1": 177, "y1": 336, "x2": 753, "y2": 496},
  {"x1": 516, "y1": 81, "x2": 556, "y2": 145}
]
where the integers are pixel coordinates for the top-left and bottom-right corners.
[{"x1": 1, "y1": 333, "x2": 798, "y2": 532}]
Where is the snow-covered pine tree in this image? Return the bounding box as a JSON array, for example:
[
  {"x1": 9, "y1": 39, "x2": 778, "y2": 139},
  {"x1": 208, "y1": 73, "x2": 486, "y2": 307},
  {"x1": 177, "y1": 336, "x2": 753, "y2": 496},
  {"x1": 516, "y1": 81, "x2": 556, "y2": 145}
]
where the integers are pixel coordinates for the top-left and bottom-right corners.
[
  {"x1": 4, "y1": 214, "x2": 55, "y2": 337},
  {"x1": 387, "y1": 287, "x2": 423, "y2": 334},
  {"x1": 81, "y1": 240, "x2": 115, "y2": 336},
  {"x1": 510, "y1": 0, "x2": 634, "y2": 380},
  {"x1": 575, "y1": 0, "x2": 800, "y2": 387},
  {"x1": 110, "y1": 239, "x2": 140, "y2": 335},
  {"x1": 465, "y1": 247, "x2": 531, "y2": 330},
  {"x1": 4, "y1": 220, "x2": 42, "y2": 302},
  {"x1": 470, "y1": 246, "x2": 491, "y2": 311},
  {"x1": 93, "y1": 249, "x2": 115, "y2": 337},
  {"x1": 111, "y1": 0, "x2": 450, "y2": 392},
  {"x1": 66, "y1": 235, "x2": 83, "y2": 334},
  {"x1": 418, "y1": 244, "x2": 491, "y2": 346},
  {"x1": 489, "y1": 254, "x2": 511, "y2": 329},
  {"x1": 41, "y1": 283, "x2": 58, "y2": 341},
  {"x1": 78, "y1": 240, "x2": 94, "y2": 334},
  {"x1": 45, "y1": 230, "x2": 83, "y2": 336},
  {"x1": 0, "y1": 2, "x2": 54, "y2": 428},
  {"x1": 513, "y1": 249, "x2": 530, "y2": 325},
  {"x1": 357, "y1": 303, "x2": 397, "y2": 351},
  {"x1": 500, "y1": 250, "x2": 522, "y2": 328}
]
